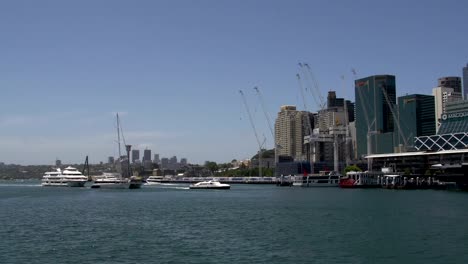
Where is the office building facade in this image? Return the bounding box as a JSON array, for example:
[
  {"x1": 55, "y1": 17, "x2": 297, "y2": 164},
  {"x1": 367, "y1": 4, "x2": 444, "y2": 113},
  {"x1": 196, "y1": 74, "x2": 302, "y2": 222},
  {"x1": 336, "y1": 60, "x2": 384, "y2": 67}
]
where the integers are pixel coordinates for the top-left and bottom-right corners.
[
  {"x1": 433, "y1": 87, "x2": 463, "y2": 132},
  {"x1": 131, "y1": 149, "x2": 139, "y2": 163},
  {"x1": 355, "y1": 75, "x2": 396, "y2": 157},
  {"x1": 463, "y1": 64, "x2": 468, "y2": 99},
  {"x1": 143, "y1": 149, "x2": 151, "y2": 162},
  {"x1": 396, "y1": 94, "x2": 435, "y2": 149}
]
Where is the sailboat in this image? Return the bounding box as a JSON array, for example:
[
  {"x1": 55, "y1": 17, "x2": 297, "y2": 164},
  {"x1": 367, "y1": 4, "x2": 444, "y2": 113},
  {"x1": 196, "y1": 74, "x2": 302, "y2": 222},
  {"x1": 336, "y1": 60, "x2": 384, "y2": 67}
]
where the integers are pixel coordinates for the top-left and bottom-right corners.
[{"x1": 91, "y1": 113, "x2": 142, "y2": 189}]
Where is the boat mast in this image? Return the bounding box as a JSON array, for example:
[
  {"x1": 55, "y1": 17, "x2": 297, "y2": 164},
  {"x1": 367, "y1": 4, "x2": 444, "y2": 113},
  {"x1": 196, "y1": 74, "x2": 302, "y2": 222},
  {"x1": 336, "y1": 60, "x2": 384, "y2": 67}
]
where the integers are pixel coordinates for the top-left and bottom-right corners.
[{"x1": 116, "y1": 113, "x2": 122, "y2": 158}]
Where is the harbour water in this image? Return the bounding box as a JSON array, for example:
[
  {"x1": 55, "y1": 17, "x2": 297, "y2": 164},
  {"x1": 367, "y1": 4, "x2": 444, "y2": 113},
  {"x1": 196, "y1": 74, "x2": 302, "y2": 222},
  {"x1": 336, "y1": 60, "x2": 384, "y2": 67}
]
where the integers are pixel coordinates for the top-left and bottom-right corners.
[{"x1": 1, "y1": 181, "x2": 468, "y2": 264}]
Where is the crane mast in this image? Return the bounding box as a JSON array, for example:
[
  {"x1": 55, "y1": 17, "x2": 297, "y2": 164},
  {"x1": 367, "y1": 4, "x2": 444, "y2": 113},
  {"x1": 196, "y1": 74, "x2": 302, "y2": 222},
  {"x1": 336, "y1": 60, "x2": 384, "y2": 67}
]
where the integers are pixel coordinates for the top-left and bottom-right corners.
[
  {"x1": 352, "y1": 69, "x2": 377, "y2": 170},
  {"x1": 380, "y1": 84, "x2": 408, "y2": 150},
  {"x1": 253, "y1": 87, "x2": 274, "y2": 138},
  {"x1": 239, "y1": 90, "x2": 263, "y2": 177},
  {"x1": 296, "y1": 72, "x2": 316, "y2": 173}
]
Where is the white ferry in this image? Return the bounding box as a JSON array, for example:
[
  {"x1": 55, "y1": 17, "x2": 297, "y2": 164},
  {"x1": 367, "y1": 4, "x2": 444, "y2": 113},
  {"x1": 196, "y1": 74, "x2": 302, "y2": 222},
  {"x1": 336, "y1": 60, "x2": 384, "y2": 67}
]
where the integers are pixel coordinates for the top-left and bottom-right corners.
[
  {"x1": 292, "y1": 171, "x2": 341, "y2": 187},
  {"x1": 339, "y1": 171, "x2": 383, "y2": 188},
  {"x1": 41, "y1": 167, "x2": 88, "y2": 187}
]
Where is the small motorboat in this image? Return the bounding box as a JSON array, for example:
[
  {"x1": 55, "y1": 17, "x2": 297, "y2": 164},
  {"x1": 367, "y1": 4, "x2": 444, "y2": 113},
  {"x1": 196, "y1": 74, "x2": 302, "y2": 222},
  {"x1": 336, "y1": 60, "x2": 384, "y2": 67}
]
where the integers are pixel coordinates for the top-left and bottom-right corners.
[{"x1": 189, "y1": 180, "x2": 230, "y2": 190}]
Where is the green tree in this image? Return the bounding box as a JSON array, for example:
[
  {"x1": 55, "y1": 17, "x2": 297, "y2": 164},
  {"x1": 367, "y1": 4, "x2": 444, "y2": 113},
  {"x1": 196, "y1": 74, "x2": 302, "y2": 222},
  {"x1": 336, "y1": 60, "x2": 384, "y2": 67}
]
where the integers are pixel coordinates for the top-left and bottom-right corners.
[
  {"x1": 344, "y1": 165, "x2": 362, "y2": 174},
  {"x1": 204, "y1": 161, "x2": 219, "y2": 174}
]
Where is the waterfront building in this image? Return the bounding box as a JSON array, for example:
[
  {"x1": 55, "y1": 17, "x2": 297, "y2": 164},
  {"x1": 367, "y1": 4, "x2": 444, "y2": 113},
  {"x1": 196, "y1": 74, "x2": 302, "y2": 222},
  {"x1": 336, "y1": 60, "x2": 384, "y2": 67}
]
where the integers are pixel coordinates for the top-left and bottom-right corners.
[
  {"x1": 355, "y1": 75, "x2": 396, "y2": 157},
  {"x1": 433, "y1": 86, "x2": 463, "y2": 132},
  {"x1": 415, "y1": 100, "x2": 468, "y2": 152},
  {"x1": 463, "y1": 64, "x2": 468, "y2": 99},
  {"x1": 438, "y1": 76, "x2": 462, "y2": 94},
  {"x1": 274, "y1": 105, "x2": 314, "y2": 161},
  {"x1": 438, "y1": 100, "x2": 468, "y2": 134},
  {"x1": 131, "y1": 149, "x2": 139, "y2": 163},
  {"x1": 395, "y1": 94, "x2": 435, "y2": 149},
  {"x1": 108, "y1": 156, "x2": 115, "y2": 164},
  {"x1": 153, "y1": 154, "x2": 160, "y2": 164},
  {"x1": 143, "y1": 149, "x2": 151, "y2": 162}
]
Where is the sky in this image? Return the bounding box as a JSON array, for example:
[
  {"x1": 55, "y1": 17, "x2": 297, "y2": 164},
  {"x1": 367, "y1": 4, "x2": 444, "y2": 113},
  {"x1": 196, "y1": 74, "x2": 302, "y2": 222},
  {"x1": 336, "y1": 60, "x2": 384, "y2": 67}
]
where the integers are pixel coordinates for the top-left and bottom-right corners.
[{"x1": 1, "y1": 0, "x2": 467, "y2": 165}]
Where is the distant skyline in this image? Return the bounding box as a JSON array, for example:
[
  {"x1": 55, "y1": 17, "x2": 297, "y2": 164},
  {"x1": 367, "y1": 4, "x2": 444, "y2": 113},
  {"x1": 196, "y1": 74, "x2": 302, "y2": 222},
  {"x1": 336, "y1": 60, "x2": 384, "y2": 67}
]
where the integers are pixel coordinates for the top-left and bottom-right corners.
[{"x1": 1, "y1": 0, "x2": 467, "y2": 165}]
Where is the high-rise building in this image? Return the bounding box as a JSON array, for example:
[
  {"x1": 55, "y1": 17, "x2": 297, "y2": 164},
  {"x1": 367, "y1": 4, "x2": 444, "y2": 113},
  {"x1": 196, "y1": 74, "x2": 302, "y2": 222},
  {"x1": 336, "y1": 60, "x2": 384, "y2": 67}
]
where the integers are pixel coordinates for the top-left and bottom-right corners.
[
  {"x1": 433, "y1": 87, "x2": 463, "y2": 132},
  {"x1": 180, "y1": 158, "x2": 187, "y2": 166},
  {"x1": 108, "y1": 156, "x2": 115, "y2": 164},
  {"x1": 274, "y1": 105, "x2": 314, "y2": 161},
  {"x1": 55, "y1": 159, "x2": 62, "y2": 167},
  {"x1": 463, "y1": 64, "x2": 468, "y2": 99},
  {"x1": 143, "y1": 149, "x2": 151, "y2": 162},
  {"x1": 438, "y1": 76, "x2": 462, "y2": 94},
  {"x1": 396, "y1": 94, "x2": 435, "y2": 149},
  {"x1": 345, "y1": 100, "x2": 355, "y2": 123},
  {"x1": 153, "y1": 154, "x2": 160, "y2": 164},
  {"x1": 355, "y1": 75, "x2": 396, "y2": 157},
  {"x1": 161, "y1": 158, "x2": 169, "y2": 169},
  {"x1": 131, "y1": 149, "x2": 139, "y2": 163}
]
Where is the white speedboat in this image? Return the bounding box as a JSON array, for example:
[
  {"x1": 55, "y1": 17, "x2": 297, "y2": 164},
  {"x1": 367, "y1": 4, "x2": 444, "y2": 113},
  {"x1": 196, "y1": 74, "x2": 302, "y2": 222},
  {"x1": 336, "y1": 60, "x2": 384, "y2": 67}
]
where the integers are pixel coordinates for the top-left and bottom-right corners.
[
  {"x1": 41, "y1": 167, "x2": 87, "y2": 187},
  {"x1": 189, "y1": 180, "x2": 230, "y2": 189},
  {"x1": 145, "y1": 176, "x2": 164, "y2": 185}
]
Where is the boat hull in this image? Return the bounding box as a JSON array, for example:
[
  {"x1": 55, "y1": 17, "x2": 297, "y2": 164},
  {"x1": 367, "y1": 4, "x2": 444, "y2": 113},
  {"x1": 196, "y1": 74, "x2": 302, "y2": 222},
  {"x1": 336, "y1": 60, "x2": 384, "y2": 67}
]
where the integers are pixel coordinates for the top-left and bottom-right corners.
[
  {"x1": 91, "y1": 182, "x2": 131, "y2": 189},
  {"x1": 189, "y1": 186, "x2": 230, "y2": 190},
  {"x1": 42, "y1": 183, "x2": 68, "y2": 187},
  {"x1": 67, "y1": 181, "x2": 86, "y2": 187}
]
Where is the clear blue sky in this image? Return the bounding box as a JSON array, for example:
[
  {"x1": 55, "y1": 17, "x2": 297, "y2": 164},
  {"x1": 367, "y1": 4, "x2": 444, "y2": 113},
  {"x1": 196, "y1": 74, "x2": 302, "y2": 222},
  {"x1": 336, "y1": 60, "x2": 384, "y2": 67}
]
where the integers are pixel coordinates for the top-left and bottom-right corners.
[{"x1": 1, "y1": 0, "x2": 467, "y2": 165}]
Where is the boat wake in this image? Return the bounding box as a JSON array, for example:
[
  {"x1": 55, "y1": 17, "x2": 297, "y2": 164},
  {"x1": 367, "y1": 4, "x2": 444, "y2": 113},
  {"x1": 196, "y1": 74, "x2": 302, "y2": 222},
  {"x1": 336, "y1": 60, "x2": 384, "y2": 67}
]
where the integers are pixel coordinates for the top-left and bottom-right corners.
[{"x1": 0, "y1": 184, "x2": 41, "y2": 187}]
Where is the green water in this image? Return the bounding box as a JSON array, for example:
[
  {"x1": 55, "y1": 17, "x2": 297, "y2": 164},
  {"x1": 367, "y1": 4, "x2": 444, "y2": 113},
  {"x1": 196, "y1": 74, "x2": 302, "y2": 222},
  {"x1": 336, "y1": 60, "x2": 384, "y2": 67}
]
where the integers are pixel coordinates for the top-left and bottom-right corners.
[{"x1": 1, "y1": 181, "x2": 467, "y2": 264}]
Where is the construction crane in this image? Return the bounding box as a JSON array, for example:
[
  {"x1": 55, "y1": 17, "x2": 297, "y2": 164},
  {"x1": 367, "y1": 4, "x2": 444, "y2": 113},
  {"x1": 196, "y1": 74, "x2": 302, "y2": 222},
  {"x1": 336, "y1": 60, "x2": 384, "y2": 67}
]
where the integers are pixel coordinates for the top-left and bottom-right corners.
[
  {"x1": 253, "y1": 87, "x2": 274, "y2": 139},
  {"x1": 352, "y1": 69, "x2": 378, "y2": 171},
  {"x1": 239, "y1": 90, "x2": 264, "y2": 177},
  {"x1": 380, "y1": 83, "x2": 408, "y2": 150},
  {"x1": 300, "y1": 63, "x2": 326, "y2": 111},
  {"x1": 341, "y1": 75, "x2": 351, "y2": 167},
  {"x1": 296, "y1": 72, "x2": 317, "y2": 173},
  {"x1": 253, "y1": 87, "x2": 280, "y2": 167}
]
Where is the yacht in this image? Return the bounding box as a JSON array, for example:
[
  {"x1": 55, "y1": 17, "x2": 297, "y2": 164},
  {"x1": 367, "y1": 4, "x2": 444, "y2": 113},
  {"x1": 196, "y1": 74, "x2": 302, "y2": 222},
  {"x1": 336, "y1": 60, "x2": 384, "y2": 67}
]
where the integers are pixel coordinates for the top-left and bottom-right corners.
[
  {"x1": 41, "y1": 167, "x2": 87, "y2": 187},
  {"x1": 145, "y1": 176, "x2": 165, "y2": 185},
  {"x1": 189, "y1": 180, "x2": 230, "y2": 189},
  {"x1": 91, "y1": 173, "x2": 142, "y2": 189},
  {"x1": 292, "y1": 171, "x2": 341, "y2": 187},
  {"x1": 91, "y1": 173, "x2": 130, "y2": 189}
]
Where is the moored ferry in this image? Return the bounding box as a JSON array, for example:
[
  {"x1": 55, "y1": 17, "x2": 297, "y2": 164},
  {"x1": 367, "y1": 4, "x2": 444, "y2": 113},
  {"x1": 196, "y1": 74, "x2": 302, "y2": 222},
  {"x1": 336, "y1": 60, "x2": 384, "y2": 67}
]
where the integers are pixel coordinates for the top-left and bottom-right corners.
[
  {"x1": 293, "y1": 171, "x2": 341, "y2": 187},
  {"x1": 339, "y1": 171, "x2": 383, "y2": 188}
]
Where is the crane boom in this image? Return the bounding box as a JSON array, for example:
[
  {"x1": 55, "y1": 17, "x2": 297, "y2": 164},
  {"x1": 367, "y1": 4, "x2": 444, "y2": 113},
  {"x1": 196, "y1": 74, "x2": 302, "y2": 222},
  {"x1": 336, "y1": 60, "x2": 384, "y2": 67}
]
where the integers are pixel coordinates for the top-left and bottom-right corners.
[
  {"x1": 380, "y1": 84, "x2": 408, "y2": 149},
  {"x1": 296, "y1": 73, "x2": 313, "y2": 136},
  {"x1": 239, "y1": 90, "x2": 264, "y2": 177},
  {"x1": 239, "y1": 90, "x2": 262, "y2": 148},
  {"x1": 298, "y1": 63, "x2": 322, "y2": 110},
  {"x1": 253, "y1": 87, "x2": 274, "y2": 139},
  {"x1": 303, "y1": 63, "x2": 326, "y2": 110}
]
